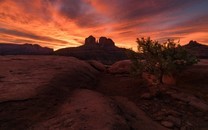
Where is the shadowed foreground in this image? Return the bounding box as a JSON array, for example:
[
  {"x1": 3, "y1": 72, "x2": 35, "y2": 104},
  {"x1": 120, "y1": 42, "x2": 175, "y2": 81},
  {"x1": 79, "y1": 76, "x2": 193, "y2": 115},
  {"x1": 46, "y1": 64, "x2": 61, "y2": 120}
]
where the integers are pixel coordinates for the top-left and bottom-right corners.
[{"x1": 0, "y1": 56, "x2": 167, "y2": 130}]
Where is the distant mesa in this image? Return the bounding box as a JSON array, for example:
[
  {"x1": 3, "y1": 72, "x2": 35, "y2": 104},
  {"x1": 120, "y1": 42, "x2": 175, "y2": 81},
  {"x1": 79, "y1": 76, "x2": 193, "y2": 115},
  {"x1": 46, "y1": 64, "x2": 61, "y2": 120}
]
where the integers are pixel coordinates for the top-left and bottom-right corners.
[
  {"x1": 183, "y1": 40, "x2": 208, "y2": 58},
  {"x1": 0, "y1": 35, "x2": 132, "y2": 64},
  {"x1": 0, "y1": 43, "x2": 53, "y2": 55},
  {"x1": 3, "y1": 36, "x2": 207, "y2": 64},
  {"x1": 187, "y1": 40, "x2": 203, "y2": 47},
  {"x1": 55, "y1": 35, "x2": 133, "y2": 64}
]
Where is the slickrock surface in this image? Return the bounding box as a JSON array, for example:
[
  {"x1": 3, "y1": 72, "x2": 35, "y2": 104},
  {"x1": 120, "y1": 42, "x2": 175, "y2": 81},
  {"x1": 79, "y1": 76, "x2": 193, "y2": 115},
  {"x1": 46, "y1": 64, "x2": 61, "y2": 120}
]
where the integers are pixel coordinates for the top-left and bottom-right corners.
[
  {"x1": 0, "y1": 56, "x2": 208, "y2": 130},
  {"x1": 0, "y1": 56, "x2": 98, "y2": 103},
  {"x1": 0, "y1": 56, "x2": 167, "y2": 130},
  {"x1": 0, "y1": 56, "x2": 99, "y2": 129},
  {"x1": 32, "y1": 89, "x2": 167, "y2": 130}
]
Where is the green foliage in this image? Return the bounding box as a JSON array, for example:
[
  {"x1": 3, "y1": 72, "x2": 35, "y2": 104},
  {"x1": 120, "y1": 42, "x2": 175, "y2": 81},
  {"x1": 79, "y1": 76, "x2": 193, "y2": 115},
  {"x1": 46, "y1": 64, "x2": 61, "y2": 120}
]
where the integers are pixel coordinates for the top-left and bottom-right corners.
[{"x1": 133, "y1": 37, "x2": 198, "y2": 84}]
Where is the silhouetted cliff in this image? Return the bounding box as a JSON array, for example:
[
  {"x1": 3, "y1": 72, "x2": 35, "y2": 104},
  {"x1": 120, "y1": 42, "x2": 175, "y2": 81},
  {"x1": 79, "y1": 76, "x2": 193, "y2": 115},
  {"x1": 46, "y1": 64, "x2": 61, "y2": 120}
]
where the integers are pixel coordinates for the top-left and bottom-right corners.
[
  {"x1": 183, "y1": 41, "x2": 208, "y2": 58},
  {"x1": 55, "y1": 36, "x2": 134, "y2": 64},
  {"x1": 0, "y1": 43, "x2": 53, "y2": 55}
]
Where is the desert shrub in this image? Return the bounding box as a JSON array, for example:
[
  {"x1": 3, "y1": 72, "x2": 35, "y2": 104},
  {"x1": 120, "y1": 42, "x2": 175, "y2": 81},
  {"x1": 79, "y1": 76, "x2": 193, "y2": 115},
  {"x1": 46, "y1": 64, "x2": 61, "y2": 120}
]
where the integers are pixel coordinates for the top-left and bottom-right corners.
[{"x1": 131, "y1": 37, "x2": 198, "y2": 84}]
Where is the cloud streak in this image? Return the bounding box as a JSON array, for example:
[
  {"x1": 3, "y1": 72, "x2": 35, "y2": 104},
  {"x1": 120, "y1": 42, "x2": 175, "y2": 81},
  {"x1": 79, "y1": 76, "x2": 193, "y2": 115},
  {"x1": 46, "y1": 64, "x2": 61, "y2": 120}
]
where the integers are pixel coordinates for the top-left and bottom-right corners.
[{"x1": 0, "y1": 0, "x2": 208, "y2": 50}]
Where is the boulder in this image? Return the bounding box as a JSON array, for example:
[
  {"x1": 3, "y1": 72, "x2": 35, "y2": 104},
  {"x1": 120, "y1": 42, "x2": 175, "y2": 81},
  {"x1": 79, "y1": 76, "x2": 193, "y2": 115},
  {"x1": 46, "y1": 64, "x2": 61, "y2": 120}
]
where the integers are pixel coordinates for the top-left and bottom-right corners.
[
  {"x1": 108, "y1": 60, "x2": 132, "y2": 74},
  {"x1": 114, "y1": 96, "x2": 168, "y2": 130},
  {"x1": 166, "y1": 115, "x2": 181, "y2": 127},
  {"x1": 140, "y1": 92, "x2": 152, "y2": 99},
  {"x1": 142, "y1": 73, "x2": 158, "y2": 85},
  {"x1": 167, "y1": 90, "x2": 208, "y2": 112},
  {"x1": 142, "y1": 73, "x2": 176, "y2": 85},
  {"x1": 161, "y1": 120, "x2": 174, "y2": 128},
  {"x1": 0, "y1": 56, "x2": 98, "y2": 103},
  {"x1": 87, "y1": 60, "x2": 106, "y2": 72},
  {"x1": 162, "y1": 75, "x2": 176, "y2": 85}
]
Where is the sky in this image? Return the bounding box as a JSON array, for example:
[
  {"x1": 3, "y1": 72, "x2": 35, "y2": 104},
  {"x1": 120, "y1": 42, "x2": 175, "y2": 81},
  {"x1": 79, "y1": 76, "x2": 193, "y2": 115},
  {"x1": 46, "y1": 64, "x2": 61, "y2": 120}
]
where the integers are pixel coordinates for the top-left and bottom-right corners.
[{"x1": 0, "y1": 0, "x2": 208, "y2": 50}]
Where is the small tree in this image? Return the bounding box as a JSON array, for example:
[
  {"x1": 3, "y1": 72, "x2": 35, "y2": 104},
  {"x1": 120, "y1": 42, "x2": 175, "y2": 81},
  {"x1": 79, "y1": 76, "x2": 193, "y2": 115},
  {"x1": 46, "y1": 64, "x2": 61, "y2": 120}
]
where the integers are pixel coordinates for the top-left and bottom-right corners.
[{"x1": 134, "y1": 37, "x2": 198, "y2": 84}]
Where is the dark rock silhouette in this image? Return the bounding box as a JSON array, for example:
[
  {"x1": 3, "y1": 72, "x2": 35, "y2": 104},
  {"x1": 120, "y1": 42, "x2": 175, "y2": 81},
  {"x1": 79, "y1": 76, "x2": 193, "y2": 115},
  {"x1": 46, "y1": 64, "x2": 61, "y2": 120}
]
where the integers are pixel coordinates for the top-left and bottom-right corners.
[
  {"x1": 98, "y1": 37, "x2": 115, "y2": 48},
  {"x1": 84, "y1": 35, "x2": 97, "y2": 46},
  {"x1": 55, "y1": 35, "x2": 134, "y2": 64},
  {"x1": 183, "y1": 41, "x2": 208, "y2": 58},
  {"x1": 188, "y1": 40, "x2": 202, "y2": 47},
  {"x1": 0, "y1": 43, "x2": 53, "y2": 55}
]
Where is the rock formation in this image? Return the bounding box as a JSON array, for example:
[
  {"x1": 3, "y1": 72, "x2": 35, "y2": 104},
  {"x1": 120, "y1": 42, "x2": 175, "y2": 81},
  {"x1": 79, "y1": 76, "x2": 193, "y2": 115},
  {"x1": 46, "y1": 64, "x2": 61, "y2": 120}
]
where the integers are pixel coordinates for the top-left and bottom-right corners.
[
  {"x1": 0, "y1": 56, "x2": 168, "y2": 130},
  {"x1": 87, "y1": 60, "x2": 106, "y2": 72},
  {"x1": 108, "y1": 60, "x2": 132, "y2": 74},
  {"x1": 55, "y1": 35, "x2": 135, "y2": 64},
  {"x1": 187, "y1": 40, "x2": 202, "y2": 47},
  {"x1": 84, "y1": 35, "x2": 97, "y2": 46},
  {"x1": 83, "y1": 35, "x2": 115, "y2": 49},
  {"x1": 98, "y1": 37, "x2": 115, "y2": 48},
  {"x1": 183, "y1": 40, "x2": 208, "y2": 58},
  {"x1": 0, "y1": 43, "x2": 53, "y2": 55}
]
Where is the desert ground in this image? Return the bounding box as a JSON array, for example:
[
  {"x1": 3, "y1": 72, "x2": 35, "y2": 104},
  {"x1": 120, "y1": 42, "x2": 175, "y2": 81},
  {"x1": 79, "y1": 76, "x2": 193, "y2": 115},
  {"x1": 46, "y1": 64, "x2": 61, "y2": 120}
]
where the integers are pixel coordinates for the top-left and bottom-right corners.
[{"x1": 0, "y1": 56, "x2": 208, "y2": 130}]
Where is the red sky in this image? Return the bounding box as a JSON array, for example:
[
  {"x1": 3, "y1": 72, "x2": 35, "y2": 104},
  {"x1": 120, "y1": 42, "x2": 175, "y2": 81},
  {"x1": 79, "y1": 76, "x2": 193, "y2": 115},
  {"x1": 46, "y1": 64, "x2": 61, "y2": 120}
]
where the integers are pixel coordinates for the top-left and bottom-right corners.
[{"x1": 0, "y1": 0, "x2": 208, "y2": 50}]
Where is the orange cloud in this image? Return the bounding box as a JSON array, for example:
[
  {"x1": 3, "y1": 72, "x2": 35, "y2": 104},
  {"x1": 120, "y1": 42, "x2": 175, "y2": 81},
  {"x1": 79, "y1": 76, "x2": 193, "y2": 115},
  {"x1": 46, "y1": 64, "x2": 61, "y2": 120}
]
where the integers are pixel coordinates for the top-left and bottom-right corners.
[{"x1": 0, "y1": 0, "x2": 207, "y2": 51}]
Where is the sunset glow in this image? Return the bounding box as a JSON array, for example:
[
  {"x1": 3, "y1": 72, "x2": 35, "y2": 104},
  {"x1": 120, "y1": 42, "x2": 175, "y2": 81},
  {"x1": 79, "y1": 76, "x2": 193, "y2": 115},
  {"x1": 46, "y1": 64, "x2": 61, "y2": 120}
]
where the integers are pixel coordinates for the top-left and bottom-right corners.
[{"x1": 0, "y1": 0, "x2": 208, "y2": 50}]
